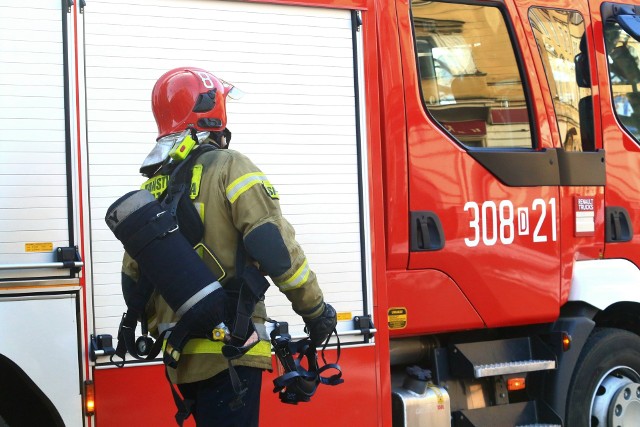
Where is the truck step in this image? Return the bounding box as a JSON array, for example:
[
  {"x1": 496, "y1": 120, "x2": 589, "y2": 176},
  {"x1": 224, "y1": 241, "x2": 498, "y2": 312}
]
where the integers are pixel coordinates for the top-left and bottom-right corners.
[
  {"x1": 453, "y1": 401, "x2": 562, "y2": 427},
  {"x1": 516, "y1": 424, "x2": 562, "y2": 427},
  {"x1": 474, "y1": 360, "x2": 556, "y2": 377},
  {"x1": 450, "y1": 336, "x2": 557, "y2": 379}
]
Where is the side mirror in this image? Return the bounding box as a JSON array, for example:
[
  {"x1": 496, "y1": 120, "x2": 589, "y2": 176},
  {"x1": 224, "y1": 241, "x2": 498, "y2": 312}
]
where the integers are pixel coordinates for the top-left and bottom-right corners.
[{"x1": 575, "y1": 53, "x2": 591, "y2": 88}]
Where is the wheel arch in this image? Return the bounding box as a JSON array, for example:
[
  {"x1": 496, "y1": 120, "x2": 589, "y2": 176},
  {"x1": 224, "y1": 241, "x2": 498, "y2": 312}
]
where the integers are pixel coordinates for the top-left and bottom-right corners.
[
  {"x1": 569, "y1": 258, "x2": 640, "y2": 311},
  {"x1": 0, "y1": 353, "x2": 65, "y2": 427},
  {"x1": 594, "y1": 301, "x2": 640, "y2": 336}
]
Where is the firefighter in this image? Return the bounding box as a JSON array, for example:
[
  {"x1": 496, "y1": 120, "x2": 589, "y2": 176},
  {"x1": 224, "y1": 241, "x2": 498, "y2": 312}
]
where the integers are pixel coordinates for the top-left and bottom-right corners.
[{"x1": 119, "y1": 67, "x2": 337, "y2": 427}]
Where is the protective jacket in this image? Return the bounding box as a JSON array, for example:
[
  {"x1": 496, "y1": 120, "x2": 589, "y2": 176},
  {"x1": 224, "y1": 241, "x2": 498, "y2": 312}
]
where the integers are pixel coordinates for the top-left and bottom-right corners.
[{"x1": 122, "y1": 147, "x2": 326, "y2": 384}]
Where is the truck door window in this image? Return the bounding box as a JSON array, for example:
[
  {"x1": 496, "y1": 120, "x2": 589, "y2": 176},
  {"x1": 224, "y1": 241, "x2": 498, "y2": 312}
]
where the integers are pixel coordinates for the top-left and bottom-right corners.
[
  {"x1": 604, "y1": 20, "x2": 640, "y2": 142},
  {"x1": 412, "y1": 1, "x2": 532, "y2": 149},
  {"x1": 529, "y1": 8, "x2": 594, "y2": 151}
]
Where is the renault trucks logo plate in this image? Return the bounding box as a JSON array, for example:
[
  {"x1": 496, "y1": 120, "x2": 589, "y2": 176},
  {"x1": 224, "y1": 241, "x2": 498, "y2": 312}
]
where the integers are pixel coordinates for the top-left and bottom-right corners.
[{"x1": 575, "y1": 196, "x2": 595, "y2": 237}]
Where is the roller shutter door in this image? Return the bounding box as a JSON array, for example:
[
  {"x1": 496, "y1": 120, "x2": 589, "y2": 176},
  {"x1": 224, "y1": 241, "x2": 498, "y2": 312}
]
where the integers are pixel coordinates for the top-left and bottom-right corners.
[
  {"x1": 0, "y1": 0, "x2": 74, "y2": 280},
  {"x1": 84, "y1": 0, "x2": 370, "y2": 344}
]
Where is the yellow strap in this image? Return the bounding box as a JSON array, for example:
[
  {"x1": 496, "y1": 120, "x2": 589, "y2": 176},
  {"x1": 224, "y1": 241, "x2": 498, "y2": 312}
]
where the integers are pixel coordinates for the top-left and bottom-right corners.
[{"x1": 173, "y1": 338, "x2": 272, "y2": 357}]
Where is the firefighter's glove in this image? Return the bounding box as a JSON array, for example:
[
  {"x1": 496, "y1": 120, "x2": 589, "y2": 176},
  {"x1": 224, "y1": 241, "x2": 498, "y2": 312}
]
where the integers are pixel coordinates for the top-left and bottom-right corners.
[{"x1": 304, "y1": 303, "x2": 337, "y2": 347}]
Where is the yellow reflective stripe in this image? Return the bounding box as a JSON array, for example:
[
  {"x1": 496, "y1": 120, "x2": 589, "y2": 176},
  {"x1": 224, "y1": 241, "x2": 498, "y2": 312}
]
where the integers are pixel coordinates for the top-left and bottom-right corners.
[
  {"x1": 172, "y1": 339, "x2": 272, "y2": 357},
  {"x1": 226, "y1": 172, "x2": 268, "y2": 204},
  {"x1": 276, "y1": 259, "x2": 310, "y2": 291}
]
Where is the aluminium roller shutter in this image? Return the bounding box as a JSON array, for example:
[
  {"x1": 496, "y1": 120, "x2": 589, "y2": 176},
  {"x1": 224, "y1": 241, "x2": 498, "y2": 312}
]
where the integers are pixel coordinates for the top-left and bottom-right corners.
[
  {"x1": 84, "y1": 0, "x2": 371, "y2": 346},
  {"x1": 0, "y1": 0, "x2": 75, "y2": 280}
]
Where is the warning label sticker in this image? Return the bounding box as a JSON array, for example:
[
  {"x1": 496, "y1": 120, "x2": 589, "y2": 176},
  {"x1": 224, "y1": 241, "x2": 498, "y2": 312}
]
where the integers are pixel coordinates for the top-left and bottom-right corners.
[
  {"x1": 388, "y1": 307, "x2": 407, "y2": 329},
  {"x1": 337, "y1": 312, "x2": 352, "y2": 321},
  {"x1": 25, "y1": 242, "x2": 53, "y2": 253}
]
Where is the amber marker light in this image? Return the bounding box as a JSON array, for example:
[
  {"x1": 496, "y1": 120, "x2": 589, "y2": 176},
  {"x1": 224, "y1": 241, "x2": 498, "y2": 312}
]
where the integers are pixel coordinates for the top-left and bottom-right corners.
[
  {"x1": 84, "y1": 380, "x2": 95, "y2": 416},
  {"x1": 562, "y1": 332, "x2": 572, "y2": 351},
  {"x1": 507, "y1": 377, "x2": 526, "y2": 391}
]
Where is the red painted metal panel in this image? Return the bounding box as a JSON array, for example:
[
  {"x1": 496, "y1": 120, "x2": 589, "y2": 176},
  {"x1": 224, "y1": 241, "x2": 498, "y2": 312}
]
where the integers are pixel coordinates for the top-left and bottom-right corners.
[
  {"x1": 260, "y1": 346, "x2": 381, "y2": 425},
  {"x1": 245, "y1": 0, "x2": 367, "y2": 9},
  {"x1": 386, "y1": 270, "x2": 484, "y2": 336},
  {"x1": 94, "y1": 365, "x2": 187, "y2": 427},
  {"x1": 376, "y1": 0, "x2": 410, "y2": 271},
  {"x1": 94, "y1": 346, "x2": 382, "y2": 426}
]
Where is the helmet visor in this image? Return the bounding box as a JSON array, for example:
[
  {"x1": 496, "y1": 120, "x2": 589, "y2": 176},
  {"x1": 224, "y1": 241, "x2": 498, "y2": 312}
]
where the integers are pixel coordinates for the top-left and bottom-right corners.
[
  {"x1": 226, "y1": 85, "x2": 245, "y2": 100},
  {"x1": 219, "y1": 78, "x2": 244, "y2": 100}
]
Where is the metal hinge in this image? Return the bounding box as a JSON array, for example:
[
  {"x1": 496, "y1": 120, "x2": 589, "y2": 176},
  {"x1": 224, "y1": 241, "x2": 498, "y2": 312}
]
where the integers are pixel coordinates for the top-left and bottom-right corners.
[
  {"x1": 353, "y1": 315, "x2": 375, "y2": 340},
  {"x1": 67, "y1": 0, "x2": 86, "y2": 13},
  {"x1": 89, "y1": 334, "x2": 116, "y2": 361}
]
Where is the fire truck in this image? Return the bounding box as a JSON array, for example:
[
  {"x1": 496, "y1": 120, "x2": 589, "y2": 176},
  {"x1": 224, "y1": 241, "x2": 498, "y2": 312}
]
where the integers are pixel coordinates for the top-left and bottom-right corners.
[{"x1": 2, "y1": 0, "x2": 640, "y2": 425}]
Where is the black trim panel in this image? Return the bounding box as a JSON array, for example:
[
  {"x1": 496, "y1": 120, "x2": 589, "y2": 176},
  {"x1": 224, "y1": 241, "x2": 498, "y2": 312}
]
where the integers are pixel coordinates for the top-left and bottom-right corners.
[
  {"x1": 469, "y1": 149, "x2": 560, "y2": 186},
  {"x1": 557, "y1": 149, "x2": 606, "y2": 186},
  {"x1": 61, "y1": 0, "x2": 75, "y2": 279},
  {"x1": 469, "y1": 149, "x2": 606, "y2": 187}
]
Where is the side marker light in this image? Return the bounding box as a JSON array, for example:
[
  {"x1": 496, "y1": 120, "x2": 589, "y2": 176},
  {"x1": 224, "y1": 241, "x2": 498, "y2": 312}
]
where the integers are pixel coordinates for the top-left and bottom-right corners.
[
  {"x1": 562, "y1": 332, "x2": 572, "y2": 352},
  {"x1": 507, "y1": 377, "x2": 526, "y2": 391},
  {"x1": 85, "y1": 380, "x2": 95, "y2": 416}
]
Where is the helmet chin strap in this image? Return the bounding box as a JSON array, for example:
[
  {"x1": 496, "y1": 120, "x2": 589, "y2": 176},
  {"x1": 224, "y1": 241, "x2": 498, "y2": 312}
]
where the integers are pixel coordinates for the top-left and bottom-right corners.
[{"x1": 206, "y1": 128, "x2": 232, "y2": 149}]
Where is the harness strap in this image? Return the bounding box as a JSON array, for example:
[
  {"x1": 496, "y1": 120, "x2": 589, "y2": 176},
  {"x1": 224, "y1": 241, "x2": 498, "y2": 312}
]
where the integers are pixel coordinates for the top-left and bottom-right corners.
[
  {"x1": 125, "y1": 210, "x2": 178, "y2": 258},
  {"x1": 226, "y1": 359, "x2": 248, "y2": 411},
  {"x1": 166, "y1": 368, "x2": 194, "y2": 427}
]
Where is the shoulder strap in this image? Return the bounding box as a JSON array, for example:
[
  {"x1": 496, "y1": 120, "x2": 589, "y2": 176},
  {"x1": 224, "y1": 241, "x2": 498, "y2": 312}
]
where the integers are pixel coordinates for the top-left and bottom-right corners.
[
  {"x1": 165, "y1": 144, "x2": 217, "y2": 200},
  {"x1": 162, "y1": 144, "x2": 217, "y2": 246}
]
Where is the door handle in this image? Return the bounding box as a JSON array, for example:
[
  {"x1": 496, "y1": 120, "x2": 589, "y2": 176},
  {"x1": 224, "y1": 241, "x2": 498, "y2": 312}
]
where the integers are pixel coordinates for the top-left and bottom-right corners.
[
  {"x1": 605, "y1": 207, "x2": 633, "y2": 242},
  {"x1": 410, "y1": 211, "x2": 445, "y2": 251}
]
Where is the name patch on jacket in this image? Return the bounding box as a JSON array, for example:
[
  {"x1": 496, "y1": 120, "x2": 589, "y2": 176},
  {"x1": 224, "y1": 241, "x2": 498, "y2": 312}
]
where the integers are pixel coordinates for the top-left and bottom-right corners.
[
  {"x1": 141, "y1": 175, "x2": 168, "y2": 199},
  {"x1": 262, "y1": 181, "x2": 279, "y2": 200}
]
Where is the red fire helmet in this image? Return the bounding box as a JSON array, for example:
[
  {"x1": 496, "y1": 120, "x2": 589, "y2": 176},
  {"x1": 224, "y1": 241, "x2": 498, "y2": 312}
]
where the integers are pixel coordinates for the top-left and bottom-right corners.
[{"x1": 151, "y1": 67, "x2": 230, "y2": 140}]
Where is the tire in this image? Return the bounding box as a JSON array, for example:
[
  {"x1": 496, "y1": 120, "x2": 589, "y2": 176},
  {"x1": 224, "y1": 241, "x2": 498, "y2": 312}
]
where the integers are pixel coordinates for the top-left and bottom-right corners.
[{"x1": 565, "y1": 328, "x2": 640, "y2": 427}]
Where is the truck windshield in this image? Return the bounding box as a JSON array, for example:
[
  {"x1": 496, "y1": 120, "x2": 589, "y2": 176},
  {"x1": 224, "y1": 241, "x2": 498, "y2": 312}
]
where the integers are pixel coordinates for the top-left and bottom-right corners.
[{"x1": 604, "y1": 21, "x2": 640, "y2": 141}]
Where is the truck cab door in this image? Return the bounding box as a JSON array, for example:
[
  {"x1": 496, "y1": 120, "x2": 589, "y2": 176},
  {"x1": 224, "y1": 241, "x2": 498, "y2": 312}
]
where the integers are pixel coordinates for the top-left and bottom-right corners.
[
  {"x1": 592, "y1": 1, "x2": 640, "y2": 266},
  {"x1": 512, "y1": 0, "x2": 606, "y2": 308},
  {"x1": 396, "y1": 0, "x2": 563, "y2": 329}
]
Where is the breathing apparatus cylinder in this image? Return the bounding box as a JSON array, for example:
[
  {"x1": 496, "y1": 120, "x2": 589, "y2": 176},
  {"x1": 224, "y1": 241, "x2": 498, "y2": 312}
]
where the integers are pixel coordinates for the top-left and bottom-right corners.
[{"x1": 105, "y1": 190, "x2": 227, "y2": 344}]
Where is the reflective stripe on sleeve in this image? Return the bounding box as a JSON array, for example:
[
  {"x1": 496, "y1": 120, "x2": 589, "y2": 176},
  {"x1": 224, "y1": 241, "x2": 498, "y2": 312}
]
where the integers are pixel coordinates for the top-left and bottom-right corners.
[
  {"x1": 226, "y1": 172, "x2": 268, "y2": 204},
  {"x1": 275, "y1": 259, "x2": 310, "y2": 292}
]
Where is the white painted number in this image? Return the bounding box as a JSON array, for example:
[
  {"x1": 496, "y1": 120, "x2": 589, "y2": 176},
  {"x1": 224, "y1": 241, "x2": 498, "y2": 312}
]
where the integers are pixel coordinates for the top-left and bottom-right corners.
[
  {"x1": 499, "y1": 200, "x2": 515, "y2": 244},
  {"x1": 532, "y1": 199, "x2": 547, "y2": 243},
  {"x1": 481, "y1": 201, "x2": 498, "y2": 246},
  {"x1": 464, "y1": 198, "x2": 557, "y2": 247},
  {"x1": 464, "y1": 202, "x2": 480, "y2": 247},
  {"x1": 197, "y1": 72, "x2": 215, "y2": 89}
]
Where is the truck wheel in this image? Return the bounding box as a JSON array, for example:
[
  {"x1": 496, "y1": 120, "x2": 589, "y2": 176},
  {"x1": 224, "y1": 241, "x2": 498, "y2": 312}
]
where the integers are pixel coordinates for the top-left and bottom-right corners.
[{"x1": 565, "y1": 328, "x2": 640, "y2": 427}]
